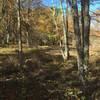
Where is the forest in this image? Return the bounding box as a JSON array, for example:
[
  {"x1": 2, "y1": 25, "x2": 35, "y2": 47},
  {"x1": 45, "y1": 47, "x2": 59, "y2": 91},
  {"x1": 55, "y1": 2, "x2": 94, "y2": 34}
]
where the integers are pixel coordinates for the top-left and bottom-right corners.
[{"x1": 0, "y1": 0, "x2": 100, "y2": 100}]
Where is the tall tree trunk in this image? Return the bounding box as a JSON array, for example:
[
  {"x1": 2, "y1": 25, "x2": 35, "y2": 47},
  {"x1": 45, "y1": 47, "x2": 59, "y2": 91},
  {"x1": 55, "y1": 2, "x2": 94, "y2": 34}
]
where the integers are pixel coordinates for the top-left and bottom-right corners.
[
  {"x1": 60, "y1": 0, "x2": 69, "y2": 60},
  {"x1": 71, "y1": 0, "x2": 85, "y2": 84},
  {"x1": 17, "y1": 0, "x2": 23, "y2": 66},
  {"x1": 6, "y1": 16, "x2": 12, "y2": 46},
  {"x1": 6, "y1": 32, "x2": 10, "y2": 46},
  {"x1": 17, "y1": 0, "x2": 22, "y2": 52},
  {"x1": 66, "y1": 0, "x2": 70, "y2": 59},
  {"x1": 6, "y1": 17, "x2": 10, "y2": 46},
  {"x1": 81, "y1": 0, "x2": 84, "y2": 51},
  {"x1": 26, "y1": 0, "x2": 31, "y2": 47},
  {"x1": 83, "y1": 0, "x2": 90, "y2": 71},
  {"x1": 51, "y1": 0, "x2": 63, "y2": 53}
]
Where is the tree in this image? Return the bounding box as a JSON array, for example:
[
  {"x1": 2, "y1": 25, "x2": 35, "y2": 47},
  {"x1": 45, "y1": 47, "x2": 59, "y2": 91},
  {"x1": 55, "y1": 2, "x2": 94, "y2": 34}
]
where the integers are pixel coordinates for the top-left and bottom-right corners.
[
  {"x1": 59, "y1": 0, "x2": 69, "y2": 60},
  {"x1": 65, "y1": 0, "x2": 70, "y2": 59},
  {"x1": 17, "y1": 0, "x2": 23, "y2": 66},
  {"x1": 68, "y1": 0, "x2": 91, "y2": 85},
  {"x1": 82, "y1": 0, "x2": 90, "y2": 71},
  {"x1": 71, "y1": 0, "x2": 85, "y2": 84}
]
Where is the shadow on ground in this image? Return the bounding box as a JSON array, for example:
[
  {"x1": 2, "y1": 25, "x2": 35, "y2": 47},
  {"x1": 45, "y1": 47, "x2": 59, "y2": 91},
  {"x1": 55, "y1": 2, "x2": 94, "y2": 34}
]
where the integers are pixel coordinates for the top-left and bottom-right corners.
[{"x1": 0, "y1": 47, "x2": 100, "y2": 100}]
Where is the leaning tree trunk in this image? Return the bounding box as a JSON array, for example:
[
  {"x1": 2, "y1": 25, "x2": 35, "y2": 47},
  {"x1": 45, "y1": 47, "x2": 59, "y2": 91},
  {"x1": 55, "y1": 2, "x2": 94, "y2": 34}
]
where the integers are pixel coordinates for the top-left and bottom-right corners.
[
  {"x1": 51, "y1": 0, "x2": 66, "y2": 59},
  {"x1": 60, "y1": 0, "x2": 69, "y2": 60}
]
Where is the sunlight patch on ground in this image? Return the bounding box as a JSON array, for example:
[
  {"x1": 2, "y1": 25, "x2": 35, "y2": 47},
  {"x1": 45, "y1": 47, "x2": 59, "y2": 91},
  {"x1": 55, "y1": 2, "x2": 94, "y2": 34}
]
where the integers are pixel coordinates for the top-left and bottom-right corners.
[{"x1": 0, "y1": 47, "x2": 36, "y2": 54}]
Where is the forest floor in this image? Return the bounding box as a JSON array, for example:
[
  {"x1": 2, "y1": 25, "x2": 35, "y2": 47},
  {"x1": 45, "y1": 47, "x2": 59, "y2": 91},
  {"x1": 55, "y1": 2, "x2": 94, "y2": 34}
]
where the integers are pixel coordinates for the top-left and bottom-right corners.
[{"x1": 0, "y1": 36, "x2": 100, "y2": 100}]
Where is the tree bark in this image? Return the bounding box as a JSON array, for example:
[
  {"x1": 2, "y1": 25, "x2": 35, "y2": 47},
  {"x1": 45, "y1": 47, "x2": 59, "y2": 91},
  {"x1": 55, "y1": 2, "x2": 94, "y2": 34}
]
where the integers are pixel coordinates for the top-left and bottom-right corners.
[
  {"x1": 81, "y1": 0, "x2": 84, "y2": 54},
  {"x1": 17, "y1": 0, "x2": 23, "y2": 66},
  {"x1": 26, "y1": 0, "x2": 31, "y2": 47},
  {"x1": 60, "y1": 0, "x2": 69, "y2": 60},
  {"x1": 66, "y1": 0, "x2": 70, "y2": 59},
  {"x1": 83, "y1": 0, "x2": 90, "y2": 71},
  {"x1": 71, "y1": 0, "x2": 85, "y2": 84}
]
